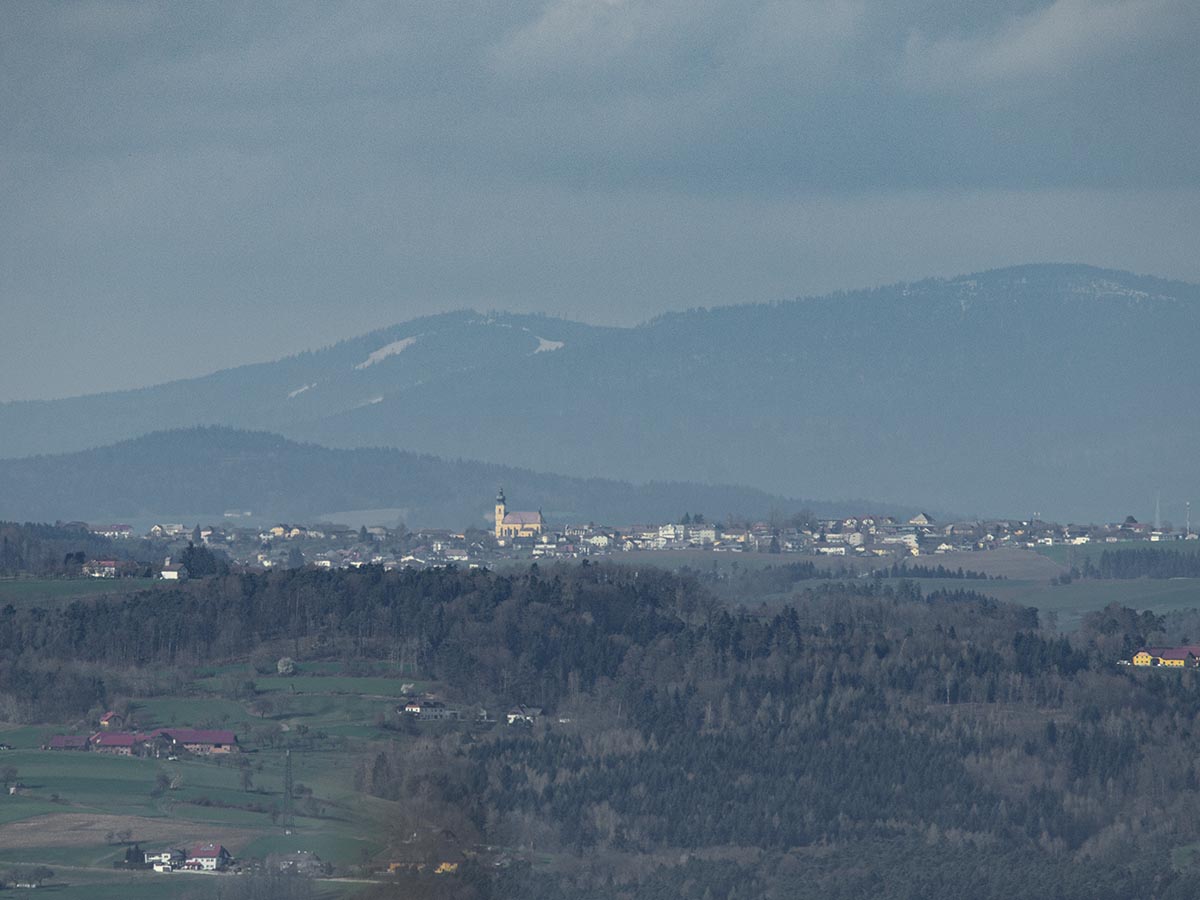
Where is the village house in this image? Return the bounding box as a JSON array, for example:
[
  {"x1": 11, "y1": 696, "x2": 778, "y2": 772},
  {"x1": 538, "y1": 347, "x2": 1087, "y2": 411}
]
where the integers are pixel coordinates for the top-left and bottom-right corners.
[
  {"x1": 99, "y1": 710, "x2": 124, "y2": 730},
  {"x1": 402, "y1": 699, "x2": 463, "y2": 722},
  {"x1": 506, "y1": 705, "x2": 543, "y2": 725},
  {"x1": 92, "y1": 732, "x2": 139, "y2": 756},
  {"x1": 82, "y1": 559, "x2": 119, "y2": 578},
  {"x1": 1132, "y1": 646, "x2": 1200, "y2": 668},
  {"x1": 145, "y1": 848, "x2": 185, "y2": 869},
  {"x1": 160, "y1": 560, "x2": 188, "y2": 580},
  {"x1": 90, "y1": 523, "x2": 133, "y2": 539},
  {"x1": 158, "y1": 728, "x2": 239, "y2": 754},
  {"x1": 182, "y1": 842, "x2": 233, "y2": 871}
]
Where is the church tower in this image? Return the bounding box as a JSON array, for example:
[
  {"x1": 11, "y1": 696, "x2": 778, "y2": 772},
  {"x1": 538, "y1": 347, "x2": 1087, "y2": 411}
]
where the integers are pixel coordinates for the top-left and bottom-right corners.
[{"x1": 495, "y1": 488, "x2": 507, "y2": 538}]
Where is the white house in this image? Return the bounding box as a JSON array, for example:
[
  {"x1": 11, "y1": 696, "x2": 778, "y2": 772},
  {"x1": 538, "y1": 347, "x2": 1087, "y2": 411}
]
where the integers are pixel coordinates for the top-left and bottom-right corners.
[{"x1": 183, "y1": 843, "x2": 232, "y2": 871}]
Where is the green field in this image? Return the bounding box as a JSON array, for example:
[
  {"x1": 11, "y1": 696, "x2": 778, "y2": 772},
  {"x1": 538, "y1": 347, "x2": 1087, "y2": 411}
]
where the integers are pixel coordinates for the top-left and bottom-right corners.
[
  {"x1": 979, "y1": 577, "x2": 1200, "y2": 630},
  {"x1": 1035, "y1": 539, "x2": 1200, "y2": 568},
  {"x1": 0, "y1": 578, "x2": 159, "y2": 608},
  {"x1": 0, "y1": 663, "x2": 411, "y2": 887},
  {"x1": 0, "y1": 871, "x2": 363, "y2": 900}
]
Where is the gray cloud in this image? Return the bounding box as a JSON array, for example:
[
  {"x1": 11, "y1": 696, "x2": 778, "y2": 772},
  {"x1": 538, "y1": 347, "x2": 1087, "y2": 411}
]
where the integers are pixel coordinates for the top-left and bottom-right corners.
[{"x1": 1, "y1": 1, "x2": 1198, "y2": 400}]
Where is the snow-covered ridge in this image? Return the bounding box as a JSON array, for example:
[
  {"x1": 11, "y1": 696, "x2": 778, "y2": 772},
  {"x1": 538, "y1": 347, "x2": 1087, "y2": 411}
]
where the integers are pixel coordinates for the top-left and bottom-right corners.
[
  {"x1": 533, "y1": 337, "x2": 565, "y2": 353},
  {"x1": 355, "y1": 336, "x2": 419, "y2": 370},
  {"x1": 287, "y1": 383, "x2": 316, "y2": 399}
]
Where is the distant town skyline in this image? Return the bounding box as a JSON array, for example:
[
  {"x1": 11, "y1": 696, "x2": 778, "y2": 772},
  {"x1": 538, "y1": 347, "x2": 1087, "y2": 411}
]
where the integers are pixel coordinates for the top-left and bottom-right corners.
[{"x1": 3, "y1": 1, "x2": 1198, "y2": 401}]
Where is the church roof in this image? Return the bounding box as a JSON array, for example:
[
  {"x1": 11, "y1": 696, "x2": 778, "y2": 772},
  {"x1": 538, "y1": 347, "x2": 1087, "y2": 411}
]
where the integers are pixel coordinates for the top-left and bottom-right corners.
[{"x1": 502, "y1": 511, "x2": 543, "y2": 525}]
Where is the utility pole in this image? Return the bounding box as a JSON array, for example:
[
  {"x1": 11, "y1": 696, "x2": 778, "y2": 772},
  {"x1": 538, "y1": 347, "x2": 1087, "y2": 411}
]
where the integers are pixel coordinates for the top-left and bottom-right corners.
[{"x1": 284, "y1": 749, "x2": 294, "y2": 828}]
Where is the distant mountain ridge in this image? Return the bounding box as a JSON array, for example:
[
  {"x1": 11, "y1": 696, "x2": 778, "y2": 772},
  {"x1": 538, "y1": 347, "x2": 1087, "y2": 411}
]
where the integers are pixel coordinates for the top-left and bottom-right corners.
[
  {"x1": 3, "y1": 264, "x2": 1198, "y2": 521},
  {"x1": 0, "y1": 427, "x2": 893, "y2": 527}
]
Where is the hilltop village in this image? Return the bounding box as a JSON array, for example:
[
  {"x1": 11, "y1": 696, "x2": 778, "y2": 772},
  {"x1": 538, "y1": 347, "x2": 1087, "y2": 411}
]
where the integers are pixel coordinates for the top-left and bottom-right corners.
[{"x1": 68, "y1": 489, "x2": 1196, "y2": 578}]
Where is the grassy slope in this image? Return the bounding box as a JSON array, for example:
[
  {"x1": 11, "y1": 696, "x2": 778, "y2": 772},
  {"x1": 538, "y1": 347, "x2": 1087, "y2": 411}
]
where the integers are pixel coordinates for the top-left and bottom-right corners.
[
  {"x1": 0, "y1": 578, "x2": 160, "y2": 608},
  {"x1": 0, "y1": 663, "x2": 408, "y2": 897}
]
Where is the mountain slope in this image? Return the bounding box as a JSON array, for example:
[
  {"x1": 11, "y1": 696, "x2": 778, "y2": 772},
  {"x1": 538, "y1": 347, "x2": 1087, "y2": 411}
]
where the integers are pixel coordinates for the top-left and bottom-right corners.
[
  {"x1": 287, "y1": 264, "x2": 1200, "y2": 520},
  {"x1": 0, "y1": 427, "x2": 876, "y2": 527},
  {"x1": 4, "y1": 264, "x2": 1197, "y2": 520},
  {"x1": 0, "y1": 310, "x2": 613, "y2": 460}
]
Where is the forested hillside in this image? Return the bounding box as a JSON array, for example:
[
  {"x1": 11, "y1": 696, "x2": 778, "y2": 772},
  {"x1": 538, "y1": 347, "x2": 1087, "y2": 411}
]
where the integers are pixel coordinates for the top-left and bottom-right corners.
[
  {"x1": 4, "y1": 564, "x2": 1200, "y2": 897},
  {"x1": 0, "y1": 427, "x2": 873, "y2": 525},
  {"x1": 0, "y1": 522, "x2": 128, "y2": 576}
]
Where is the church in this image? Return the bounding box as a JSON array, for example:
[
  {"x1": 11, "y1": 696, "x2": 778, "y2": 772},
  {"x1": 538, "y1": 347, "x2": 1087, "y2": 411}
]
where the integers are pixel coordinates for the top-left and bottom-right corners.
[{"x1": 494, "y1": 488, "x2": 544, "y2": 540}]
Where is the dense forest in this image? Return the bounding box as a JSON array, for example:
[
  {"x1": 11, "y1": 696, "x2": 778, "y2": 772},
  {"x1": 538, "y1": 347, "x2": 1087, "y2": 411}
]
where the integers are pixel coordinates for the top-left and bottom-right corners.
[
  {"x1": 1085, "y1": 546, "x2": 1200, "y2": 579},
  {"x1": 0, "y1": 521, "x2": 133, "y2": 576},
  {"x1": 3, "y1": 563, "x2": 1200, "y2": 896}
]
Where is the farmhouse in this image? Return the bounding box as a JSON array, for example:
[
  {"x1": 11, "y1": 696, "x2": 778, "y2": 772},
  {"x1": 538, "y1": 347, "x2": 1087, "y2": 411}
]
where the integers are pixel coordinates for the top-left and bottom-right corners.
[
  {"x1": 506, "y1": 705, "x2": 543, "y2": 725},
  {"x1": 157, "y1": 728, "x2": 239, "y2": 754},
  {"x1": 144, "y1": 848, "x2": 185, "y2": 868},
  {"x1": 99, "y1": 710, "x2": 124, "y2": 730},
  {"x1": 91, "y1": 732, "x2": 140, "y2": 755},
  {"x1": 1132, "y1": 646, "x2": 1200, "y2": 667},
  {"x1": 83, "y1": 559, "x2": 119, "y2": 578},
  {"x1": 45, "y1": 735, "x2": 89, "y2": 751},
  {"x1": 402, "y1": 700, "x2": 463, "y2": 721},
  {"x1": 160, "y1": 562, "x2": 188, "y2": 581},
  {"x1": 182, "y1": 842, "x2": 232, "y2": 871}
]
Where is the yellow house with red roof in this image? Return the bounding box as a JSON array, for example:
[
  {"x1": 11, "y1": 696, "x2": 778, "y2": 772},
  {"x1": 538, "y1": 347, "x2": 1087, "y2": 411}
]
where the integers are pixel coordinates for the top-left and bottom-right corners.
[{"x1": 1132, "y1": 646, "x2": 1200, "y2": 667}]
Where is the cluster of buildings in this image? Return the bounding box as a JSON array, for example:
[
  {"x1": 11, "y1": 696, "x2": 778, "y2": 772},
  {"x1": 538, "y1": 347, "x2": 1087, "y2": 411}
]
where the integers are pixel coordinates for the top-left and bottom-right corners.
[
  {"x1": 1130, "y1": 646, "x2": 1200, "y2": 668},
  {"x1": 45, "y1": 721, "x2": 238, "y2": 757},
  {"x1": 144, "y1": 843, "x2": 233, "y2": 872},
  {"x1": 73, "y1": 494, "x2": 1200, "y2": 577},
  {"x1": 398, "y1": 694, "x2": 545, "y2": 727}
]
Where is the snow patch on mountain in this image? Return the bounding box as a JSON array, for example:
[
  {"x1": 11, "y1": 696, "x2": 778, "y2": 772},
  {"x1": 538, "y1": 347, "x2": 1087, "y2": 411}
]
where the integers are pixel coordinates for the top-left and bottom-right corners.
[
  {"x1": 356, "y1": 336, "x2": 419, "y2": 369},
  {"x1": 287, "y1": 383, "x2": 316, "y2": 399}
]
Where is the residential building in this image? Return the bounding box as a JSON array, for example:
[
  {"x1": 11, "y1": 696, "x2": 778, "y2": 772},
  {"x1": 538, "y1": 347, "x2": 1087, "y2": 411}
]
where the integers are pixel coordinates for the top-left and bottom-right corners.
[{"x1": 183, "y1": 843, "x2": 232, "y2": 871}]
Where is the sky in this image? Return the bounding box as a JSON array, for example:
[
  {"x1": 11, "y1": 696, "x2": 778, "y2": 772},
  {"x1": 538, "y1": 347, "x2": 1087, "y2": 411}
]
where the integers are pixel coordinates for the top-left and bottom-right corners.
[{"x1": 2, "y1": 0, "x2": 1198, "y2": 401}]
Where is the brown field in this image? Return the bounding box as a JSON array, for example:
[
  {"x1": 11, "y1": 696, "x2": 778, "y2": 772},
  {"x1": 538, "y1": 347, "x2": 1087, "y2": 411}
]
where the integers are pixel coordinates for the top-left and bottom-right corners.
[{"x1": 916, "y1": 547, "x2": 1067, "y2": 580}]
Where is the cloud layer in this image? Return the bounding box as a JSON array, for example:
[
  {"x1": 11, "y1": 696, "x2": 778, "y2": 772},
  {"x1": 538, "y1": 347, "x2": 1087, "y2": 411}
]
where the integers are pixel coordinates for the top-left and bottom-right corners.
[{"x1": 1, "y1": 1, "x2": 1198, "y2": 399}]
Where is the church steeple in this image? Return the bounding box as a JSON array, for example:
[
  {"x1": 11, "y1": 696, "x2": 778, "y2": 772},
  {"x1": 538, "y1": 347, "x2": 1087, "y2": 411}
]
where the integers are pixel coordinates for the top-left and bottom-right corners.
[{"x1": 494, "y1": 488, "x2": 507, "y2": 538}]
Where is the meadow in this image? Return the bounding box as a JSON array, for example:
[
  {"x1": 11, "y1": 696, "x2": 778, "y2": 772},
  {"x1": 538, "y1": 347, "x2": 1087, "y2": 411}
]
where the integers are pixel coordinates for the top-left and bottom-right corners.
[
  {"x1": 0, "y1": 659, "x2": 411, "y2": 896},
  {"x1": 0, "y1": 578, "x2": 159, "y2": 608}
]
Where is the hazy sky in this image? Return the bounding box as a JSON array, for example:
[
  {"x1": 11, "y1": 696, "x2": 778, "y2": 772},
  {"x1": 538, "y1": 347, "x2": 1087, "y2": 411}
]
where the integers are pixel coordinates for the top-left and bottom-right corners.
[{"x1": 3, "y1": 1, "x2": 1198, "y2": 401}]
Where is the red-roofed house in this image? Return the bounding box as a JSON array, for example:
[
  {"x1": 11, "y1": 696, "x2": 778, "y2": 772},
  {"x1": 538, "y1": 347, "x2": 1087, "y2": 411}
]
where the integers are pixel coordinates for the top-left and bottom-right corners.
[
  {"x1": 1132, "y1": 646, "x2": 1200, "y2": 667},
  {"x1": 183, "y1": 843, "x2": 232, "y2": 870},
  {"x1": 45, "y1": 735, "x2": 89, "y2": 751},
  {"x1": 91, "y1": 732, "x2": 142, "y2": 756},
  {"x1": 99, "y1": 710, "x2": 124, "y2": 730},
  {"x1": 157, "y1": 729, "x2": 239, "y2": 755}
]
